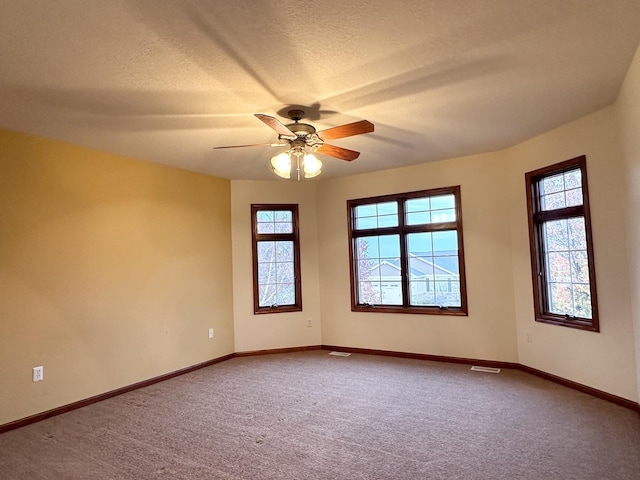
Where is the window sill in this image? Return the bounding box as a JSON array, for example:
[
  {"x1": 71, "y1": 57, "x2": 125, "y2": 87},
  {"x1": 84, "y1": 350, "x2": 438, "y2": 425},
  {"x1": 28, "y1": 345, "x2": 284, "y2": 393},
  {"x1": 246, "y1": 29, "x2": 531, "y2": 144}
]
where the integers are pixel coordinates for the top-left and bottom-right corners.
[
  {"x1": 254, "y1": 305, "x2": 302, "y2": 315},
  {"x1": 535, "y1": 315, "x2": 599, "y2": 332},
  {"x1": 352, "y1": 305, "x2": 467, "y2": 316}
]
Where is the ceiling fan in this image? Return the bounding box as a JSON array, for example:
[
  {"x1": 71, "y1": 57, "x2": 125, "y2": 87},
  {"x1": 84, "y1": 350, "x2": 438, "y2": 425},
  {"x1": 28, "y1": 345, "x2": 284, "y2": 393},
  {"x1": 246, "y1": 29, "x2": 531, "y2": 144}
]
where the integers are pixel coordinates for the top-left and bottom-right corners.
[{"x1": 214, "y1": 109, "x2": 374, "y2": 179}]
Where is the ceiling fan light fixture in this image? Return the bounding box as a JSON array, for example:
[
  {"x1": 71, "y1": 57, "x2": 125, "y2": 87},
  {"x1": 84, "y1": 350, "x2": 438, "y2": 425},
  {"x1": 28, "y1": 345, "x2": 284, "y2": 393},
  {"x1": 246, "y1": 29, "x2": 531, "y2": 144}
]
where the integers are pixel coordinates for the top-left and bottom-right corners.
[
  {"x1": 302, "y1": 153, "x2": 322, "y2": 178},
  {"x1": 270, "y1": 152, "x2": 291, "y2": 179}
]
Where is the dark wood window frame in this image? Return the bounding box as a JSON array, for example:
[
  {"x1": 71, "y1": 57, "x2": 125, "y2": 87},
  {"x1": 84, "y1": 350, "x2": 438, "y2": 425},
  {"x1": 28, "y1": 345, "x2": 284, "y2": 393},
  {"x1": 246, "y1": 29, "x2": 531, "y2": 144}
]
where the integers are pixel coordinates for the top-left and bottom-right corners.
[
  {"x1": 525, "y1": 155, "x2": 600, "y2": 332},
  {"x1": 251, "y1": 204, "x2": 302, "y2": 314},
  {"x1": 347, "y1": 186, "x2": 468, "y2": 316}
]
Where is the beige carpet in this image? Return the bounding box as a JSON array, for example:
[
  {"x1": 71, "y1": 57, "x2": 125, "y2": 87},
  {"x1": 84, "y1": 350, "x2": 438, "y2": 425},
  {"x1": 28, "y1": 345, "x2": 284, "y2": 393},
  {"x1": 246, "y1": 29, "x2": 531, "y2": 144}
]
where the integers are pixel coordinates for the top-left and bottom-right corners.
[{"x1": 1, "y1": 350, "x2": 639, "y2": 479}]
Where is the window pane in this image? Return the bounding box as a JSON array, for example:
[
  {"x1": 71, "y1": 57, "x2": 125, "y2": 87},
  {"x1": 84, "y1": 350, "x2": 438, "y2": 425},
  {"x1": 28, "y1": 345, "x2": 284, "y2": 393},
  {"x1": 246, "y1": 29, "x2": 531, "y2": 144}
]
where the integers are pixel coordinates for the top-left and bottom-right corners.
[
  {"x1": 435, "y1": 280, "x2": 461, "y2": 307},
  {"x1": 407, "y1": 232, "x2": 433, "y2": 255},
  {"x1": 541, "y1": 173, "x2": 564, "y2": 194},
  {"x1": 564, "y1": 169, "x2": 582, "y2": 189},
  {"x1": 543, "y1": 220, "x2": 568, "y2": 252},
  {"x1": 542, "y1": 214, "x2": 591, "y2": 317},
  {"x1": 431, "y1": 208, "x2": 456, "y2": 223},
  {"x1": 257, "y1": 221, "x2": 275, "y2": 234},
  {"x1": 541, "y1": 192, "x2": 566, "y2": 211},
  {"x1": 406, "y1": 196, "x2": 455, "y2": 225},
  {"x1": 275, "y1": 211, "x2": 292, "y2": 222},
  {"x1": 355, "y1": 235, "x2": 400, "y2": 306},
  {"x1": 410, "y1": 281, "x2": 435, "y2": 305},
  {"x1": 353, "y1": 202, "x2": 398, "y2": 229},
  {"x1": 570, "y1": 251, "x2": 589, "y2": 283},
  {"x1": 433, "y1": 231, "x2": 458, "y2": 254},
  {"x1": 258, "y1": 284, "x2": 277, "y2": 307},
  {"x1": 406, "y1": 211, "x2": 431, "y2": 225},
  {"x1": 256, "y1": 209, "x2": 293, "y2": 234},
  {"x1": 547, "y1": 252, "x2": 571, "y2": 282},
  {"x1": 276, "y1": 262, "x2": 294, "y2": 283},
  {"x1": 406, "y1": 198, "x2": 430, "y2": 213},
  {"x1": 274, "y1": 221, "x2": 293, "y2": 233},
  {"x1": 381, "y1": 282, "x2": 402, "y2": 305},
  {"x1": 379, "y1": 235, "x2": 400, "y2": 258},
  {"x1": 276, "y1": 284, "x2": 295, "y2": 305},
  {"x1": 565, "y1": 188, "x2": 583, "y2": 207},
  {"x1": 430, "y1": 195, "x2": 455, "y2": 210},
  {"x1": 573, "y1": 284, "x2": 592, "y2": 319},
  {"x1": 275, "y1": 242, "x2": 294, "y2": 262},
  {"x1": 568, "y1": 218, "x2": 587, "y2": 250},
  {"x1": 377, "y1": 202, "x2": 398, "y2": 215},
  {"x1": 408, "y1": 231, "x2": 460, "y2": 308},
  {"x1": 540, "y1": 167, "x2": 583, "y2": 211},
  {"x1": 548, "y1": 282, "x2": 573, "y2": 315},
  {"x1": 356, "y1": 236, "x2": 380, "y2": 259},
  {"x1": 378, "y1": 214, "x2": 398, "y2": 228},
  {"x1": 257, "y1": 242, "x2": 276, "y2": 262},
  {"x1": 355, "y1": 216, "x2": 377, "y2": 229},
  {"x1": 257, "y1": 211, "x2": 274, "y2": 222},
  {"x1": 358, "y1": 282, "x2": 381, "y2": 304},
  {"x1": 257, "y1": 262, "x2": 275, "y2": 284}
]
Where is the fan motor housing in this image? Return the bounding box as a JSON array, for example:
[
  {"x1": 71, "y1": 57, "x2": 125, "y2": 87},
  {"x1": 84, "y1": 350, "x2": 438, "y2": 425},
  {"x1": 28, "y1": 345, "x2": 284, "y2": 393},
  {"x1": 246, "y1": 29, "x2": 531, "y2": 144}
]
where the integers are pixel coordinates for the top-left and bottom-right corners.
[{"x1": 285, "y1": 122, "x2": 316, "y2": 136}]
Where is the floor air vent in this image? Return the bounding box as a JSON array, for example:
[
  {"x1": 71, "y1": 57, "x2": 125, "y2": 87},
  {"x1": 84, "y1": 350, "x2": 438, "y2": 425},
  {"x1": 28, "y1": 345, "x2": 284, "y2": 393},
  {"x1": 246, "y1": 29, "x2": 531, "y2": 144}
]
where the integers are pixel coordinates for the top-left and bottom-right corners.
[
  {"x1": 328, "y1": 351, "x2": 351, "y2": 357},
  {"x1": 470, "y1": 366, "x2": 501, "y2": 374}
]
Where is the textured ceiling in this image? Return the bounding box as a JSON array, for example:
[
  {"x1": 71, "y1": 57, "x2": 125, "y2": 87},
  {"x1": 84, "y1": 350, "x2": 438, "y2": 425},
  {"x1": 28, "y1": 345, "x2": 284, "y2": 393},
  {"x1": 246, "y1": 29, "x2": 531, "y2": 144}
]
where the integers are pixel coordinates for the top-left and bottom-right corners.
[{"x1": 1, "y1": 0, "x2": 640, "y2": 180}]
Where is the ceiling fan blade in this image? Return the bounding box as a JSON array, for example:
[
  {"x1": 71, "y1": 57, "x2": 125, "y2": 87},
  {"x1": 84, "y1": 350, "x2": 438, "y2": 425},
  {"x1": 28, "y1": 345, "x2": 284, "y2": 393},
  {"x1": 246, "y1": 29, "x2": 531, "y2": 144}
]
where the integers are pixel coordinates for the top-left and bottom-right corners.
[
  {"x1": 317, "y1": 120, "x2": 374, "y2": 140},
  {"x1": 213, "y1": 142, "x2": 287, "y2": 150},
  {"x1": 317, "y1": 144, "x2": 361, "y2": 161},
  {"x1": 254, "y1": 114, "x2": 297, "y2": 139}
]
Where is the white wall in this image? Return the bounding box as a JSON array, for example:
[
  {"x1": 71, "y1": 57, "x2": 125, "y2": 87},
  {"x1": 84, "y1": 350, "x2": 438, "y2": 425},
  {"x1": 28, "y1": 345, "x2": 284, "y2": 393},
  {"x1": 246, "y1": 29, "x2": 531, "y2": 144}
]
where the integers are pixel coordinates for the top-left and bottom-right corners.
[
  {"x1": 616, "y1": 44, "x2": 640, "y2": 402},
  {"x1": 231, "y1": 180, "x2": 322, "y2": 352},
  {"x1": 507, "y1": 106, "x2": 637, "y2": 401},
  {"x1": 316, "y1": 151, "x2": 519, "y2": 362}
]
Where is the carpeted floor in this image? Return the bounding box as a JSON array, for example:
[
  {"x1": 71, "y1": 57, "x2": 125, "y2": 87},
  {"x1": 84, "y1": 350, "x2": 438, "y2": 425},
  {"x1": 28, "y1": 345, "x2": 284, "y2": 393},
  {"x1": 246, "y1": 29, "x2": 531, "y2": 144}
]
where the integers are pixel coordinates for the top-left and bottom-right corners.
[{"x1": 1, "y1": 350, "x2": 639, "y2": 479}]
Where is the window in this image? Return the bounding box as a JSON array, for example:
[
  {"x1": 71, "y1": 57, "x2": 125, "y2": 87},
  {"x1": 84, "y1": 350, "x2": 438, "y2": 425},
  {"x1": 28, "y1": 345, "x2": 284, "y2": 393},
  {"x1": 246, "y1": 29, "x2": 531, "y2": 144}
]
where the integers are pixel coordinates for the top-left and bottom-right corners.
[
  {"x1": 347, "y1": 186, "x2": 468, "y2": 315},
  {"x1": 251, "y1": 204, "x2": 302, "y2": 314},
  {"x1": 525, "y1": 156, "x2": 599, "y2": 331}
]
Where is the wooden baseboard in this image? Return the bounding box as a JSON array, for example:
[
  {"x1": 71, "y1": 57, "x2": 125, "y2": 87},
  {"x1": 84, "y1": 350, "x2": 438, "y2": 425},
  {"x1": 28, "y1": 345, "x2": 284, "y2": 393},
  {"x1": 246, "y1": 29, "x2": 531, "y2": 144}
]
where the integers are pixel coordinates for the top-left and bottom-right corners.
[
  {"x1": 321, "y1": 344, "x2": 640, "y2": 414},
  {"x1": 0, "y1": 353, "x2": 235, "y2": 435},
  {"x1": 2, "y1": 345, "x2": 637, "y2": 434},
  {"x1": 518, "y1": 364, "x2": 640, "y2": 413},
  {"x1": 234, "y1": 345, "x2": 322, "y2": 357},
  {"x1": 321, "y1": 344, "x2": 519, "y2": 369}
]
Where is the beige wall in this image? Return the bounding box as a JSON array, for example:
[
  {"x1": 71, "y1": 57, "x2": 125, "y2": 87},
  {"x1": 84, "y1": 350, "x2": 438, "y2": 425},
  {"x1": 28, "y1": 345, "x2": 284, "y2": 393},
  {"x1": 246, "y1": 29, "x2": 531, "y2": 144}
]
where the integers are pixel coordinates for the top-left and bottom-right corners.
[
  {"x1": 0, "y1": 130, "x2": 234, "y2": 425},
  {"x1": 316, "y1": 151, "x2": 519, "y2": 362},
  {"x1": 506, "y1": 106, "x2": 637, "y2": 401},
  {"x1": 231, "y1": 181, "x2": 322, "y2": 352},
  {"x1": 616, "y1": 44, "x2": 640, "y2": 402}
]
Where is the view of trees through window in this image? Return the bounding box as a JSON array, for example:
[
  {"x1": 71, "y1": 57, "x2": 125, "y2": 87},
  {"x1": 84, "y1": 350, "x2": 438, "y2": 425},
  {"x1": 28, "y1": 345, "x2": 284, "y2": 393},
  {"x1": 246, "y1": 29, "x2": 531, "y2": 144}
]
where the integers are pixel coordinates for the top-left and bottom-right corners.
[
  {"x1": 348, "y1": 187, "x2": 467, "y2": 315},
  {"x1": 525, "y1": 156, "x2": 599, "y2": 331},
  {"x1": 251, "y1": 205, "x2": 301, "y2": 314}
]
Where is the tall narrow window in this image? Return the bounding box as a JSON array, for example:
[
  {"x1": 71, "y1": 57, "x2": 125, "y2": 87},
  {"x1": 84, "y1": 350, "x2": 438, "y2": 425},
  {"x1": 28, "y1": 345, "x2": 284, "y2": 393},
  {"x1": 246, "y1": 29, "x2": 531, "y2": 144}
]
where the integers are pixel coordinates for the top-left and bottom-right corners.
[
  {"x1": 348, "y1": 186, "x2": 468, "y2": 315},
  {"x1": 251, "y1": 204, "x2": 302, "y2": 314},
  {"x1": 525, "y1": 156, "x2": 599, "y2": 331}
]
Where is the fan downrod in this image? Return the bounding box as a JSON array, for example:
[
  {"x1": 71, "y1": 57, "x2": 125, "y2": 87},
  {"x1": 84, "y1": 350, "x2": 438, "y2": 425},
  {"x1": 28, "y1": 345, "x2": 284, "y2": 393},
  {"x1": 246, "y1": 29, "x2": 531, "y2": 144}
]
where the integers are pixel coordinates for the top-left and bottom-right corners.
[{"x1": 287, "y1": 109, "x2": 305, "y2": 122}]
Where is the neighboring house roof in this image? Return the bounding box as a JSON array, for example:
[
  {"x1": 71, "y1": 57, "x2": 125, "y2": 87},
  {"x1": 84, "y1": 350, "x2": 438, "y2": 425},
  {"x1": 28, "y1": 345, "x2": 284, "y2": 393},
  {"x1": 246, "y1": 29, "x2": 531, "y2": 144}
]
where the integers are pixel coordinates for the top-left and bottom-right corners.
[{"x1": 364, "y1": 253, "x2": 458, "y2": 278}]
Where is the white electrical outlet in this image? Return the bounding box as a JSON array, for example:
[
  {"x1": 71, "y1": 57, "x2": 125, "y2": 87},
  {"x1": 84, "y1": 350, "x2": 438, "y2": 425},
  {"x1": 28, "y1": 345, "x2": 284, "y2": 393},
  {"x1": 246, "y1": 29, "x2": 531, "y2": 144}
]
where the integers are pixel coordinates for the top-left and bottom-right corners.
[
  {"x1": 307, "y1": 318, "x2": 312, "y2": 328},
  {"x1": 208, "y1": 328, "x2": 214, "y2": 339},
  {"x1": 526, "y1": 331, "x2": 532, "y2": 343},
  {"x1": 33, "y1": 366, "x2": 44, "y2": 382}
]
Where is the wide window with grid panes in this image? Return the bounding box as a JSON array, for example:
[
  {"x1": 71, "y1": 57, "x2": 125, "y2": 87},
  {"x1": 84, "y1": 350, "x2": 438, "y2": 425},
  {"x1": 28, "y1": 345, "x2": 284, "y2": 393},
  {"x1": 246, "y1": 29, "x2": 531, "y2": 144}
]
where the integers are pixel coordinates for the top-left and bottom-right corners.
[
  {"x1": 525, "y1": 156, "x2": 599, "y2": 331},
  {"x1": 251, "y1": 204, "x2": 302, "y2": 314},
  {"x1": 347, "y1": 186, "x2": 468, "y2": 315}
]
